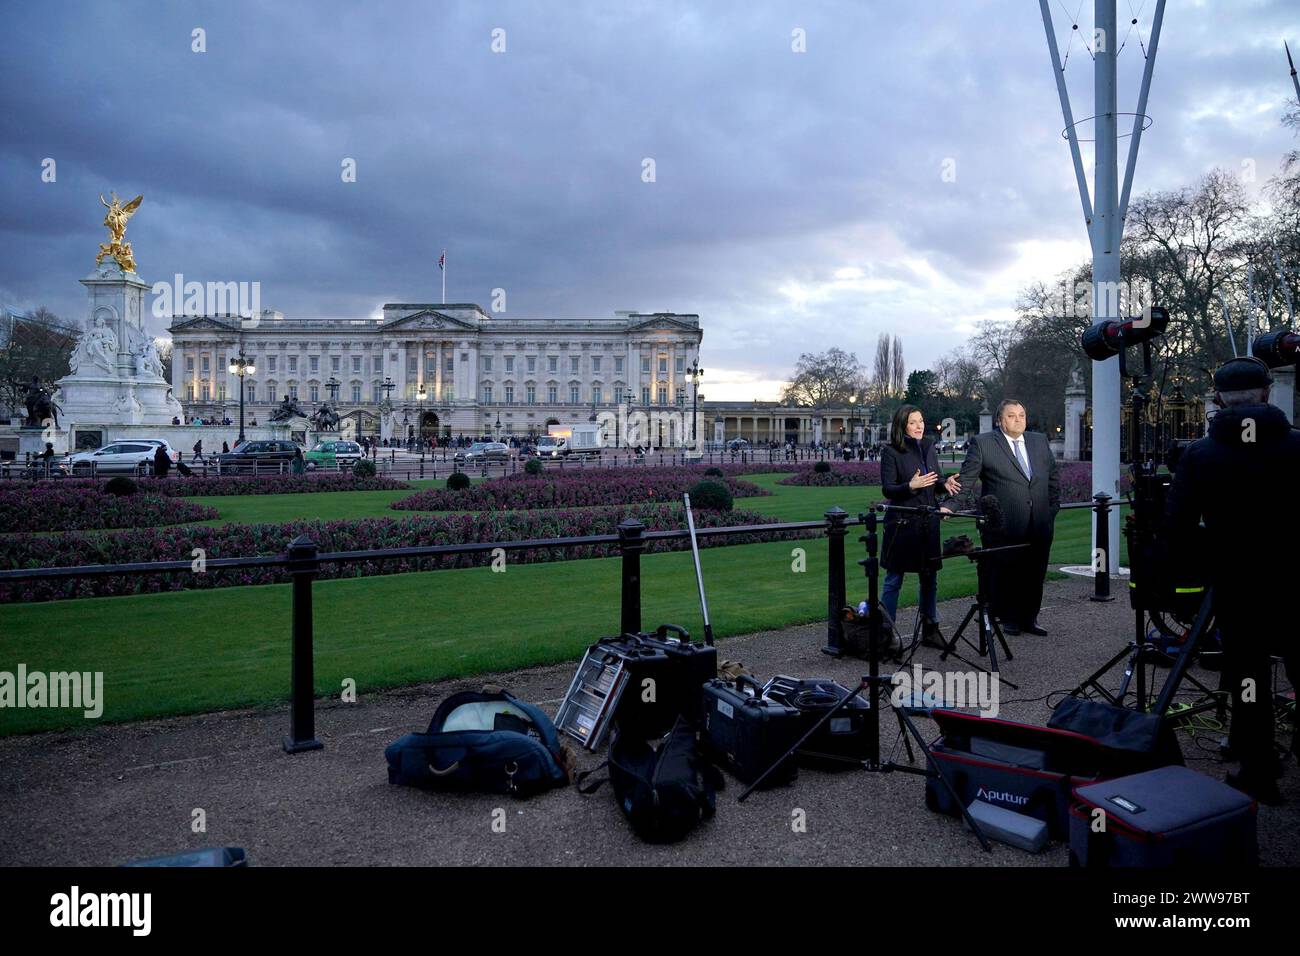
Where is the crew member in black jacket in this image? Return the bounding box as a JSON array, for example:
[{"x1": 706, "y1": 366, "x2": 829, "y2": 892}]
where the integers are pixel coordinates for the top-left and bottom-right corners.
[
  {"x1": 1165, "y1": 357, "x2": 1300, "y2": 804},
  {"x1": 880, "y1": 405, "x2": 954, "y2": 648}
]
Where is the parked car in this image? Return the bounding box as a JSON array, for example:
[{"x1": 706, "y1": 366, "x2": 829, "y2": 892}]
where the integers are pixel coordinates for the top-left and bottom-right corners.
[
  {"x1": 454, "y1": 441, "x2": 509, "y2": 464},
  {"x1": 216, "y1": 440, "x2": 303, "y2": 474},
  {"x1": 61, "y1": 439, "x2": 179, "y2": 475},
  {"x1": 304, "y1": 439, "x2": 363, "y2": 470}
]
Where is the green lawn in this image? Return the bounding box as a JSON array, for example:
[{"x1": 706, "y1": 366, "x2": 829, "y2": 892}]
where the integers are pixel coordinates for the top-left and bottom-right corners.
[{"x1": 0, "y1": 474, "x2": 1125, "y2": 736}]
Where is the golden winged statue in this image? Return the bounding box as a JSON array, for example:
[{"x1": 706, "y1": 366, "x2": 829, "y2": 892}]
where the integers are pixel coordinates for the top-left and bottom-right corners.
[{"x1": 95, "y1": 192, "x2": 143, "y2": 272}]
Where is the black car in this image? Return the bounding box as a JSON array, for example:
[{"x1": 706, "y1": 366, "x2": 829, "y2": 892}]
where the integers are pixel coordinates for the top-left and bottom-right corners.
[{"x1": 217, "y1": 440, "x2": 302, "y2": 474}]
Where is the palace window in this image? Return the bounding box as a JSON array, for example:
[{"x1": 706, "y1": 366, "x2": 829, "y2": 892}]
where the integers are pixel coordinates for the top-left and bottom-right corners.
[
  {"x1": 615, "y1": 357, "x2": 624, "y2": 374},
  {"x1": 676, "y1": 388, "x2": 685, "y2": 405},
  {"x1": 201, "y1": 384, "x2": 210, "y2": 401},
  {"x1": 658, "y1": 357, "x2": 668, "y2": 374},
  {"x1": 373, "y1": 356, "x2": 382, "y2": 373},
  {"x1": 407, "y1": 356, "x2": 417, "y2": 375},
  {"x1": 592, "y1": 386, "x2": 602, "y2": 404},
  {"x1": 372, "y1": 384, "x2": 383, "y2": 402},
  {"x1": 446, "y1": 357, "x2": 454, "y2": 372},
  {"x1": 353, "y1": 356, "x2": 362, "y2": 373},
  {"x1": 548, "y1": 356, "x2": 558, "y2": 373},
  {"x1": 267, "y1": 356, "x2": 277, "y2": 373},
  {"x1": 570, "y1": 385, "x2": 580, "y2": 404},
  {"x1": 310, "y1": 356, "x2": 319, "y2": 373},
  {"x1": 352, "y1": 384, "x2": 361, "y2": 403},
  {"x1": 483, "y1": 356, "x2": 493, "y2": 372},
  {"x1": 526, "y1": 385, "x2": 536, "y2": 404},
  {"x1": 330, "y1": 356, "x2": 340, "y2": 372},
  {"x1": 310, "y1": 385, "x2": 319, "y2": 402},
  {"x1": 504, "y1": 385, "x2": 514, "y2": 403},
  {"x1": 676, "y1": 357, "x2": 684, "y2": 374},
  {"x1": 547, "y1": 386, "x2": 557, "y2": 404},
  {"x1": 641, "y1": 357, "x2": 650, "y2": 373},
  {"x1": 505, "y1": 356, "x2": 514, "y2": 373},
  {"x1": 570, "y1": 356, "x2": 580, "y2": 374},
  {"x1": 614, "y1": 386, "x2": 624, "y2": 404},
  {"x1": 527, "y1": 356, "x2": 536, "y2": 373},
  {"x1": 641, "y1": 387, "x2": 650, "y2": 405},
  {"x1": 185, "y1": 356, "x2": 194, "y2": 372},
  {"x1": 289, "y1": 385, "x2": 298, "y2": 400},
  {"x1": 288, "y1": 356, "x2": 298, "y2": 373},
  {"x1": 657, "y1": 387, "x2": 667, "y2": 404},
  {"x1": 592, "y1": 356, "x2": 601, "y2": 373},
  {"x1": 201, "y1": 356, "x2": 210, "y2": 372},
  {"x1": 483, "y1": 386, "x2": 493, "y2": 404}
]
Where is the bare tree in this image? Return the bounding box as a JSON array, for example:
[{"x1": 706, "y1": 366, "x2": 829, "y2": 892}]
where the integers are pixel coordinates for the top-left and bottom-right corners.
[
  {"x1": 781, "y1": 347, "x2": 863, "y2": 407},
  {"x1": 890, "y1": 336, "x2": 905, "y2": 398}
]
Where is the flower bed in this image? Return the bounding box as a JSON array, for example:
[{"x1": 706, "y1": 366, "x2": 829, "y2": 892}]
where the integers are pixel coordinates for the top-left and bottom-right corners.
[
  {"x1": 0, "y1": 486, "x2": 218, "y2": 534},
  {"x1": 391, "y1": 468, "x2": 768, "y2": 512},
  {"x1": 0, "y1": 504, "x2": 817, "y2": 603},
  {"x1": 776, "y1": 463, "x2": 883, "y2": 487},
  {"x1": 0, "y1": 474, "x2": 410, "y2": 498}
]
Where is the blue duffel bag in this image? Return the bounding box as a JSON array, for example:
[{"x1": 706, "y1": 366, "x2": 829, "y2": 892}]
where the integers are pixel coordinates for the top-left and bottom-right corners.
[{"x1": 385, "y1": 686, "x2": 572, "y2": 797}]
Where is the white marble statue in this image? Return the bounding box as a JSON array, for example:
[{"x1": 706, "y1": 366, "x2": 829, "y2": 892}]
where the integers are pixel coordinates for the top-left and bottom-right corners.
[{"x1": 68, "y1": 315, "x2": 119, "y2": 376}]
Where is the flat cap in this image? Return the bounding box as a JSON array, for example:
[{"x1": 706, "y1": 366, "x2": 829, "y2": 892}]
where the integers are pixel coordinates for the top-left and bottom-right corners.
[{"x1": 1213, "y1": 357, "x2": 1272, "y2": 391}]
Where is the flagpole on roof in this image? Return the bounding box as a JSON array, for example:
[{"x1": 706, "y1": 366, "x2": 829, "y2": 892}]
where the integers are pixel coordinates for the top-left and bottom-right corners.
[{"x1": 441, "y1": 249, "x2": 446, "y2": 305}]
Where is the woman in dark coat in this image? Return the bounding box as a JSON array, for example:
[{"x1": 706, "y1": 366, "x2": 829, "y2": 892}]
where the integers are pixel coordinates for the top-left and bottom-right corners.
[{"x1": 880, "y1": 405, "x2": 957, "y2": 647}]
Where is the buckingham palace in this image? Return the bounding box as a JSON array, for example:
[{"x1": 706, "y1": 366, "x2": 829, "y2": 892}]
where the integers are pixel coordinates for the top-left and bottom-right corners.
[{"x1": 168, "y1": 303, "x2": 704, "y2": 442}]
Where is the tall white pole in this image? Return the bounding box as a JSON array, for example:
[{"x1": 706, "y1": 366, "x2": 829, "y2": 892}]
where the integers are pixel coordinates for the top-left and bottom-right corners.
[
  {"x1": 441, "y1": 250, "x2": 446, "y2": 305},
  {"x1": 1092, "y1": 0, "x2": 1123, "y2": 562}
]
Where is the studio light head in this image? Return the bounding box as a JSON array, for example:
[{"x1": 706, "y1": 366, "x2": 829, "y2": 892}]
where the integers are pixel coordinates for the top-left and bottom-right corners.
[
  {"x1": 1080, "y1": 305, "x2": 1170, "y2": 361},
  {"x1": 1251, "y1": 329, "x2": 1300, "y2": 369}
]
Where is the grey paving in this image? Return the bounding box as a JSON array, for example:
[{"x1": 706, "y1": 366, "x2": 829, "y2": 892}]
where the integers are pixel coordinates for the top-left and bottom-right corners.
[{"x1": 0, "y1": 573, "x2": 1295, "y2": 867}]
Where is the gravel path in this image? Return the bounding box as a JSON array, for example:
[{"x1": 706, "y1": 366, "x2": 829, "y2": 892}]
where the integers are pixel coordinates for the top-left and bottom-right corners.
[{"x1": 1, "y1": 574, "x2": 1295, "y2": 867}]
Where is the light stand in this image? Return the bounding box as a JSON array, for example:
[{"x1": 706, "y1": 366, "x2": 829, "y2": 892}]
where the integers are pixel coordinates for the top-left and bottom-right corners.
[
  {"x1": 227, "y1": 352, "x2": 256, "y2": 445},
  {"x1": 737, "y1": 508, "x2": 993, "y2": 853}
]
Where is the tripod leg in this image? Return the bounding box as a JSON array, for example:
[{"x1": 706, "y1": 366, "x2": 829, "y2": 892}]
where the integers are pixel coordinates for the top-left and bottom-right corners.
[
  {"x1": 990, "y1": 616, "x2": 1014, "y2": 662},
  {"x1": 895, "y1": 708, "x2": 916, "y2": 764},
  {"x1": 895, "y1": 707, "x2": 992, "y2": 853},
  {"x1": 940, "y1": 604, "x2": 978, "y2": 662}
]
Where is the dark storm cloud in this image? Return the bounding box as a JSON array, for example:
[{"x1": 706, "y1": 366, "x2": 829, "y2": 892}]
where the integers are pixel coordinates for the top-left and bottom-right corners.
[{"x1": 1, "y1": 0, "x2": 1296, "y2": 396}]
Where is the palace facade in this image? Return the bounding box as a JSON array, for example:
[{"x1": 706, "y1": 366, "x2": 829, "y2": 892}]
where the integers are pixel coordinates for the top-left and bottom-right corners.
[{"x1": 168, "y1": 304, "x2": 703, "y2": 441}]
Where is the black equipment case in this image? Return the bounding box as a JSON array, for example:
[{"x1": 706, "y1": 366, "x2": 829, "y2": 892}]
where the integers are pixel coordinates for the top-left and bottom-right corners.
[
  {"x1": 700, "y1": 676, "x2": 803, "y2": 787},
  {"x1": 1068, "y1": 765, "x2": 1258, "y2": 867},
  {"x1": 926, "y1": 710, "x2": 1136, "y2": 840},
  {"x1": 626, "y1": 624, "x2": 717, "y2": 726},
  {"x1": 762, "y1": 675, "x2": 872, "y2": 768}
]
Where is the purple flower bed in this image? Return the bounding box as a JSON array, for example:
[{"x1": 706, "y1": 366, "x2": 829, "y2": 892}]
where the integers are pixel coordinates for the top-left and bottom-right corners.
[
  {"x1": 776, "y1": 463, "x2": 883, "y2": 487},
  {"x1": 0, "y1": 474, "x2": 410, "y2": 498},
  {"x1": 391, "y1": 468, "x2": 768, "y2": 512},
  {"x1": 0, "y1": 487, "x2": 218, "y2": 534},
  {"x1": 0, "y1": 504, "x2": 816, "y2": 603}
]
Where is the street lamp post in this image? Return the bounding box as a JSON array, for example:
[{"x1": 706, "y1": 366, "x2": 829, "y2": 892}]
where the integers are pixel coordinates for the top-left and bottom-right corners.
[
  {"x1": 379, "y1": 377, "x2": 395, "y2": 443},
  {"x1": 325, "y1": 377, "x2": 340, "y2": 402},
  {"x1": 687, "y1": 359, "x2": 704, "y2": 449},
  {"x1": 227, "y1": 352, "x2": 256, "y2": 445}
]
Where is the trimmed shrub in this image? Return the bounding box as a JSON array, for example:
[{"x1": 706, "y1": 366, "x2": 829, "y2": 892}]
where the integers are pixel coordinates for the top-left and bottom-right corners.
[
  {"x1": 813, "y1": 460, "x2": 831, "y2": 474},
  {"x1": 104, "y1": 476, "x2": 139, "y2": 496},
  {"x1": 704, "y1": 467, "x2": 724, "y2": 477},
  {"x1": 351, "y1": 459, "x2": 377, "y2": 478},
  {"x1": 446, "y1": 471, "x2": 471, "y2": 491},
  {"x1": 524, "y1": 458, "x2": 544, "y2": 476},
  {"x1": 688, "y1": 479, "x2": 733, "y2": 512}
]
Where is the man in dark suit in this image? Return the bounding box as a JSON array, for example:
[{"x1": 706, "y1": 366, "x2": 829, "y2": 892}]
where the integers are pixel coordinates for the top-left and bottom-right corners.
[{"x1": 946, "y1": 399, "x2": 1061, "y2": 636}]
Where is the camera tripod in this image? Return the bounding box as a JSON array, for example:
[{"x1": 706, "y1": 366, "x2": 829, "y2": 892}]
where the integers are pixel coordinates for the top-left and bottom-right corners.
[
  {"x1": 936, "y1": 539, "x2": 1024, "y2": 691},
  {"x1": 736, "y1": 507, "x2": 992, "y2": 852}
]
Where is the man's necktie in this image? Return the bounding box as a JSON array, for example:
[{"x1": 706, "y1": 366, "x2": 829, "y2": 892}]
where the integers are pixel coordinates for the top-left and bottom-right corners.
[{"x1": 1015, "y1": 438, "x2": 1031, "y2": 480}]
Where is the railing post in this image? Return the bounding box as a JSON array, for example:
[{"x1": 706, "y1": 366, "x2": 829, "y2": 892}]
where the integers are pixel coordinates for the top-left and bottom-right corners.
[
  {"x1": 824, "y1": 507, "x2": 849, "y2": 654},
  {"x1": 1091, "y1": 493, "x2": 1114, "y2": 602},
  {"x1": 617, "y1": 518, "x2": 645, "y2": 635},
  {"x1": 284, "y1": 534, "x2": 324, "y2": 753}
]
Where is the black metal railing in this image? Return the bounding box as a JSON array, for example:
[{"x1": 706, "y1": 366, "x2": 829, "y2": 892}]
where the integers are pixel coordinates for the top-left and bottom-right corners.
[{"x1": 0, "y1": 495, "x2": 1120, "y2": 751}]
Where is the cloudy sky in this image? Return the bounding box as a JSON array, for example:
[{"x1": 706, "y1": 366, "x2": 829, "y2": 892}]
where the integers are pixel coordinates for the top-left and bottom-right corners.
[{"x1": 2, "y1": 0, "x2": 1297, "y2": 400}]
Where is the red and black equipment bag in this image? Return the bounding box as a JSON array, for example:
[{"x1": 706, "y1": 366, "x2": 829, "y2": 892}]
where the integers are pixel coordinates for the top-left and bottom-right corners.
[
  {"x1": 1069, "y1": 765, "x2": 1257, "y2": 866},
  {"x1": 924, "y1": 709, "x2": 1173, "y2": 841},
  {"x1": 700, "y1": 676, "x2": 803, "y2": 787}
]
